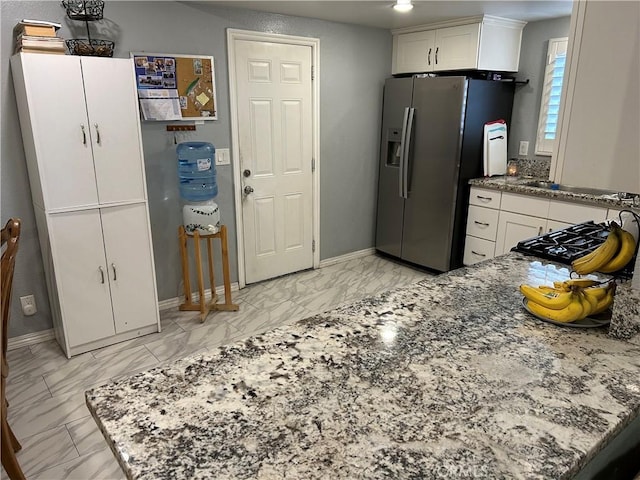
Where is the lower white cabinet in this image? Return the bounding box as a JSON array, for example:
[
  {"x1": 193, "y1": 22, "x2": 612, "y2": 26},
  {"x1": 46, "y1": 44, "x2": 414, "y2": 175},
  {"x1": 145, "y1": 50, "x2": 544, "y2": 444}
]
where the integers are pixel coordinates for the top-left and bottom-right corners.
[
  {"x1": 495, "y1": 211, "x2": 547, "y2": 256},
  {"x1": 463, "y1": 236, "x2": 496, "y2": 266},
  {"x1": 463, "y1": 187, "x2": 502, "y2": 265},
  {"x1": 546, "y1": 220, "x2": 572, "y2": 233},
  {"x1": 46, "y1": 203, "x2": 159, "y2": 356}
]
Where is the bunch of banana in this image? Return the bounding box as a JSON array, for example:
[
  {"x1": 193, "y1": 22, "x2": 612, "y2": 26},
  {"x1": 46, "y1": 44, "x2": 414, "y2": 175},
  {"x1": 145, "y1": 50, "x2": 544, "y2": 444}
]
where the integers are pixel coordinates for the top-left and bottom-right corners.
[
  {"x1": 571, "y1": 224, "x2": 637, "y2": 275},
  {"x1": 520, "y1": 281, "x2": 616, "y2": 323}
]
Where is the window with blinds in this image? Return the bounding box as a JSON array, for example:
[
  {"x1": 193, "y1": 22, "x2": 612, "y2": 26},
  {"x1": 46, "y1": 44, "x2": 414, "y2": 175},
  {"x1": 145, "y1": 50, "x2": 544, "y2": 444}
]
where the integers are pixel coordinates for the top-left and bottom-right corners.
[{"x1": 535, "y1": 37, "x2": 568, "y2": 156}]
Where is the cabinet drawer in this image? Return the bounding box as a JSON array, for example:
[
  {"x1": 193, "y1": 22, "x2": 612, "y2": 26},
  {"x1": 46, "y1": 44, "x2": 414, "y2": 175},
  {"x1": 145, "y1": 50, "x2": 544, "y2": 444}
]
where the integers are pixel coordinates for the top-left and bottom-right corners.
[
  {"x1": 548, "y1": 200, "x2": 607, "y2": 225},
  {"x1": 463, "y1": 236, "x2": 495, "y2": 265},
  {"x1": 466, "y1": 205, "x2": 499, "y2": 241},
  {"x1": 500, "y1": 193, "x2": 550, "y2": 218},
  {"x1": 469, "y1": 187, "x2": 501, "y2": 208}
]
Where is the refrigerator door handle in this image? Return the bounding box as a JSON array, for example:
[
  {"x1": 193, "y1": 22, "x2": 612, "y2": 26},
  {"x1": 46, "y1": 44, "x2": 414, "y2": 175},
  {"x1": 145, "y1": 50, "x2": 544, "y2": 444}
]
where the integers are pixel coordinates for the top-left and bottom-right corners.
[
  {"x1": 398, "y1": 107, "x2": 410, "y2": 198},
  {"x1": 402, "y1": 107, "x2": 415, "y2": 198}
]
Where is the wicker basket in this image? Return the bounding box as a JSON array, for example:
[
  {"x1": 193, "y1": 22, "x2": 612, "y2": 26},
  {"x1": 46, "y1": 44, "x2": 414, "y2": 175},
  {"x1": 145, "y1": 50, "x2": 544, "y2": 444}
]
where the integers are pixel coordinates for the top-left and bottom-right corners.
[{"x1": 66, "y1": 39, "x2": 114, "y2": 57}]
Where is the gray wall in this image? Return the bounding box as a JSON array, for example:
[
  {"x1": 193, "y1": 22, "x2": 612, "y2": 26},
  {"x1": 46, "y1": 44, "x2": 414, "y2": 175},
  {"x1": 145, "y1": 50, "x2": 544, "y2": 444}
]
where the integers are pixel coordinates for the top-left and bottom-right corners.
[
  {"x1": 1, "y1": 1, "x2": 391, "y2": 338},
  {"x1": 508, "y1": 16, "x2": 571, "y2": 162}
]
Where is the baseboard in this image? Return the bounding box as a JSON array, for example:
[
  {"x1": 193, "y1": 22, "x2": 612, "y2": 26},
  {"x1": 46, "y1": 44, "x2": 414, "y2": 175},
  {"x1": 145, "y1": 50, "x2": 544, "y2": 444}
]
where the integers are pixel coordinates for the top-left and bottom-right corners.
[
  {"x1": 7, "y1": 329, "x2": 55, "y2": 351},
  {"x1": 318, "y1": 247, "x2": 376, "y2": 268},
  {"x1": 158, "y1": 282, "x2": 240, "y2": 311},
  {"x1": 8, "y1": 284, "x2": 241, "y2": 349}
]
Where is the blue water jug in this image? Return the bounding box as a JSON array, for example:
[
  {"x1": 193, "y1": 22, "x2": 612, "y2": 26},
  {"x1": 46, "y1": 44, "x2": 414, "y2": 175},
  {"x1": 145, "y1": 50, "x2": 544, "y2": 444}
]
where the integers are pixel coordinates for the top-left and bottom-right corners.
[{"x1": 177, "y1": 142, "x2": 218, "y2": 201}]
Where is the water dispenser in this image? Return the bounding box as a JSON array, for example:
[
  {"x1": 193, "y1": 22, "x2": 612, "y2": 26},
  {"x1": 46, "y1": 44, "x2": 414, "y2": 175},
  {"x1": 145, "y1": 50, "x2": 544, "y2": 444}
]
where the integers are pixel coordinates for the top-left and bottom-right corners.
[{"x1": 177, "y1": 142, "x2": 220, "y2": 234}]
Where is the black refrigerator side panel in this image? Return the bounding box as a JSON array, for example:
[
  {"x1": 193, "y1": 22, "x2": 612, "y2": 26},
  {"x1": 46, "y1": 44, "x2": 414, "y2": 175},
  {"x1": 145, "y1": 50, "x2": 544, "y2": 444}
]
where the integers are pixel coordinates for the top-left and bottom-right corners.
[
  {"x1": 375, "y1": 77, "x2": 415, "y2": 258},
  {"x1": 450, "y1": 80, "x2": 515, "y2": 268}
]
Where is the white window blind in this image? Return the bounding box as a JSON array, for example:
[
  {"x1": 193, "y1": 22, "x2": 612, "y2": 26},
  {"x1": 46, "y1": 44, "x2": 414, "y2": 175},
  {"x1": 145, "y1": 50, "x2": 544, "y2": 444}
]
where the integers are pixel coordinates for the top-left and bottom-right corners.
[{"x1": 535, "y1": 37, "x2": 568, "y2": 156}]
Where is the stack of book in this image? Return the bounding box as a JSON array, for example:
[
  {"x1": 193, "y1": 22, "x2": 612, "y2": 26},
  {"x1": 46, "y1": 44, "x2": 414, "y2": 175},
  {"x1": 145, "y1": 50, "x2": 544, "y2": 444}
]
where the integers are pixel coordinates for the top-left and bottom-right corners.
[{"x1": 14, "y1": 19, "x2": 65, "y2": 55}]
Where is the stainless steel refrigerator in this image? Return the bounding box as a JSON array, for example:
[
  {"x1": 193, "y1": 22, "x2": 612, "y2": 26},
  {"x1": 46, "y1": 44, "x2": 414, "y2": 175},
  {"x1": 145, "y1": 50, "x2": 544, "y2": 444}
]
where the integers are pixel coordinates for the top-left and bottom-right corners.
[{"x1": 375, "y1": 76, "x2": 515, "y2": 271}]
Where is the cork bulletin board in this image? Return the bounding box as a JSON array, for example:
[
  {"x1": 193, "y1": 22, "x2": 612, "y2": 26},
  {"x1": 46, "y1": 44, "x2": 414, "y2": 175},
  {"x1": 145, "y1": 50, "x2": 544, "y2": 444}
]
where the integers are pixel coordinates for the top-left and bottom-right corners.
[{"x1": 131, "y1": 52, "x2": 218, "y2": 121}]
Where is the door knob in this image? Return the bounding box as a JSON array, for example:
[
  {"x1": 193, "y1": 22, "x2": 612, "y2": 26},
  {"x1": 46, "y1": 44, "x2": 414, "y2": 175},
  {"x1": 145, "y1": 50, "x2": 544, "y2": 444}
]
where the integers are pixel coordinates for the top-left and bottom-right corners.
[
  {"x1": 243, "y1": 169, "x2": 251, "y2": 177},
  {"x1": 244, "y1": 185, "x2": 254, "y2": 195}
]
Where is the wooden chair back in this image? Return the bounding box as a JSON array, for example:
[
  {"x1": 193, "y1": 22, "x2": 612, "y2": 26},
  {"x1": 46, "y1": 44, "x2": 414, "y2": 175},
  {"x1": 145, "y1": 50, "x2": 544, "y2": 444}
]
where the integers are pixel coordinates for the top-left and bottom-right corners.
[{"x1": 2, "y1": 218, "x2": 21, "y2": 376}]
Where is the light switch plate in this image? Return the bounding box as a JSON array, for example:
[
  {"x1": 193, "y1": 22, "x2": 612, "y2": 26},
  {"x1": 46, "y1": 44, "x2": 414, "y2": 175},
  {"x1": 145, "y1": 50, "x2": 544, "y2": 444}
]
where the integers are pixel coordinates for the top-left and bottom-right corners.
[
  {"x1": 519, "y1": 141, "x2": 529, "y2": 156},
  {"x1": 216, "y1": 148, "x2": 230, "y2": 166}
]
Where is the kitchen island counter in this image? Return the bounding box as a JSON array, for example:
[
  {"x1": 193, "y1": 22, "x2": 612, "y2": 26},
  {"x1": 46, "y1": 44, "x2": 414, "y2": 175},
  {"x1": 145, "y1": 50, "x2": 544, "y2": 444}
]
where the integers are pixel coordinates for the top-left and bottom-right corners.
[{"x1": 87, "y1": 253, "x2": 640, "y2": 479}]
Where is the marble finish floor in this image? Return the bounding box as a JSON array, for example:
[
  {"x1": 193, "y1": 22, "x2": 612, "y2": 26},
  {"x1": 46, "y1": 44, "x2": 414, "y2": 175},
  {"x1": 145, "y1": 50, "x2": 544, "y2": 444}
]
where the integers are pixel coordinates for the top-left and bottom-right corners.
[{"x1": 1, "y1": 254, "x2": 430, "y2": 480}]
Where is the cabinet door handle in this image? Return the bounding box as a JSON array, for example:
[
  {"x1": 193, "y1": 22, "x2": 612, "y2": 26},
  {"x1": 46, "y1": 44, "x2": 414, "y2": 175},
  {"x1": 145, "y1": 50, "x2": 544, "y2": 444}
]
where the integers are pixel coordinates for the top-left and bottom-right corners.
[
  {"x1": 94, "y1": 124, "x2": 101, "y2": 144},
  {"x1": 471, "y1": 250, "x2": 486, "y2": 257},
  {"x1": 538, "y1": 226, "x2": 543, "y2": 236},
  {"x1": 474, "y1": 220, "x2": 490, "y2": 227},
  {"x1": 435, "y1": 47, "x2": 439, "y2": 64},
  {"x1": 476, "y1": 195, "x2": 492, "y2": 201},
  {"x1": 81, "y1": 125, "x2": 86, "y2": 145},
  {"x1": 99, "y1": 266, "x2": 105, "y2": 284},
  {"x1": 427, "y1": 47, "x2": 432, "y2": 65},
  {"x1": 111, "y1": 263, "x2": 117, "y2": 281}
]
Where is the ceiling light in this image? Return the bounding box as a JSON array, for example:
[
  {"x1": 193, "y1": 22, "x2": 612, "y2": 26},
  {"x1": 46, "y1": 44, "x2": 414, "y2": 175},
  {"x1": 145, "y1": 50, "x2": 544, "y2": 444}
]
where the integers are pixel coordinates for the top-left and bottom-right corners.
[{"x1": 393, "y1": 0, "x2": 414, "y2": 12}]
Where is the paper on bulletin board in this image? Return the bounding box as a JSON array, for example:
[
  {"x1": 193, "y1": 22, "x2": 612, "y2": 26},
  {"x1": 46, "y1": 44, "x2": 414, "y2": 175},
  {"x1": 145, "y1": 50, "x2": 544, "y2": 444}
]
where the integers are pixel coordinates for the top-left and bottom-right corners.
[
  {"x1": 131, "y1": 52, "x2": 217, "y2": 121},
  {"x1": 137, "y1": 89, "x2": 181, "y2": 121}
]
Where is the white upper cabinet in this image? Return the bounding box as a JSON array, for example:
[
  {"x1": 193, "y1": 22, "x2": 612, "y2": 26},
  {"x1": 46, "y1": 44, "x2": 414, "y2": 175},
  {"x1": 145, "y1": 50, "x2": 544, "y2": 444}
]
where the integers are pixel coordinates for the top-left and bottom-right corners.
[
  {"x1": 392, "y1": 16, "x2": 526, "y2": 75},
  {"x1": 393, "y1": 30, "x2": 436, "y2": 74},
  {"x1": 81, "y1": 57, "x2": 146, "y2": 206},
  {"x1": 12, "y1": 54, "x2": 98, "y2": 210},
  {"x1": 11, "y1": 54, "x2": 146, "y2": 212},
  {"x1": 433, "y1": 24, "x2": 481, "y2": 71}
]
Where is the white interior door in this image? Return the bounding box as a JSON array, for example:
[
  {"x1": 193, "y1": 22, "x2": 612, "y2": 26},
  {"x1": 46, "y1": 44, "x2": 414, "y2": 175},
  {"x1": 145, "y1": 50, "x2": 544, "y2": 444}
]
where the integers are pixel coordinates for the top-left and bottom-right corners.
[
  {"x1": 48, "y1": 210, "x2": 115, "y2": 347},
  {"x1": 100, "y1": 203, "x2": 159, "y2": 334},
  {"x1": 81, "y1": 57, "x2": 146, "y2": 205},
  {"x1": 19, "y1": 54, "x2": 98, "y2": 211},
  {"x1": 234, "y1": 39, "x2": 314, "y2": 284}
]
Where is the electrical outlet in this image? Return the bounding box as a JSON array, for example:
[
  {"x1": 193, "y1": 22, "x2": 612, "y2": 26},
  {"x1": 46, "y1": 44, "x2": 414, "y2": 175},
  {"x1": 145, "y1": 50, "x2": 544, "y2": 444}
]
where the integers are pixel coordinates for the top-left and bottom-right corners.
[
  {"x1": 20, "y1": 295, "x2": 37, "y2": 316},
  {"x1": 519, "y1": 141, "x2": 529, "y2": 156},
  {"x1": 215, "y1": 148, "x2": 230, "y2": 166}
]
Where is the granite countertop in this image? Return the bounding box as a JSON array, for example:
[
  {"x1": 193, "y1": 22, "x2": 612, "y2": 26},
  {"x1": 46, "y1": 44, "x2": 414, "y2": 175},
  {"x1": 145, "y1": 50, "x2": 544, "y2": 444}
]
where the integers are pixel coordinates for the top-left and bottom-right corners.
[
  {"x1": 469, "y1": 176, "x2": 640, "y2": 211},
  {"x1": 86, "y1": 253, "x2": 640, "y2": 480}
]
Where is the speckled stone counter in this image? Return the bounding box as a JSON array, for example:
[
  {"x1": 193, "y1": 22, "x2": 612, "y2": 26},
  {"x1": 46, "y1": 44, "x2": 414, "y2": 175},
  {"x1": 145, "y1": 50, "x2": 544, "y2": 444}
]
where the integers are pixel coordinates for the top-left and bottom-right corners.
[
  {"x1": 86, "y1": 253, "x2": 640, "y2": 480},
  {"x1": 470, "y1": 176, "x2": 640, "y2": 211}
]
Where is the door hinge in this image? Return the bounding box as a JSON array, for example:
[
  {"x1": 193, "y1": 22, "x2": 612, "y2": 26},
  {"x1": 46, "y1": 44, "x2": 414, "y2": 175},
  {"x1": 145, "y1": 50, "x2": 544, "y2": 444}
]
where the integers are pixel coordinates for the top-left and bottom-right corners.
[
  {"x1": 312, "y1": 239, "x2": 316, "y2": 252},
  {"x1": 311, "y1": 65, "x2": 315, "y2": 81},
  {"x1": 312, "y1": 157, "x2": 315, "y2": 172}
]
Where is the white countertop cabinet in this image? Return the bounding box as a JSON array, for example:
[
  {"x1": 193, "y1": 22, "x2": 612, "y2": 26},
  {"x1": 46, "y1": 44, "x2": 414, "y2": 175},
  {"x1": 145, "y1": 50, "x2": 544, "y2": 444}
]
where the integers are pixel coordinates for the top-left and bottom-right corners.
[
  {"x1": 11, "y1": 53, "x2": 160, "y2": 357},
  {"x1": 392, "y1": 16, "x2": 525, "y2": 75},
  {"x1": 464, "y1": 187, "x2": 501, "y2": 265}
]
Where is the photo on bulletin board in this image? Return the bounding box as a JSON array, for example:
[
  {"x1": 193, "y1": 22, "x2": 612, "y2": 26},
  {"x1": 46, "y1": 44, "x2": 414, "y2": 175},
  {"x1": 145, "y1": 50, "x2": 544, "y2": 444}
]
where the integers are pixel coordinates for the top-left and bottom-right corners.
[{"x1": 130, "y1": 52, "x2": 217, "y2": 121}]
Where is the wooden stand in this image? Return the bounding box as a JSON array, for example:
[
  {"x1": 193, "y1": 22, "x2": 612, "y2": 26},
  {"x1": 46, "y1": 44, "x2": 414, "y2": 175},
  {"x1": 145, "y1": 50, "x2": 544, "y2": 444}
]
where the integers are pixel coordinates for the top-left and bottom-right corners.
[{"x1": 178, "y1": 225, "x2": 239, "y2": 322}]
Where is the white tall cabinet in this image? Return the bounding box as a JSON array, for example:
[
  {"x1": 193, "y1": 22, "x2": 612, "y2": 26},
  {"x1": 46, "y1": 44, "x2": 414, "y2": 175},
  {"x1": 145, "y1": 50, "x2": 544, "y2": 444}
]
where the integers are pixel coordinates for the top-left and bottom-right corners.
[{"x1": 11, "y1": 53, "x2": 160, "y2": 357}]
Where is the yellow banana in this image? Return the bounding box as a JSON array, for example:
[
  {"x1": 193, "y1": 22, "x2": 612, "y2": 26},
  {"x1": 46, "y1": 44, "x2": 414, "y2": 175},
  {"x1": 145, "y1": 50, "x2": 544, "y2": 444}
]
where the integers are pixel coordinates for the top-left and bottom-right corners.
[
  {"x1": 580, "y1": 290, "x2": 597, "y2": 317},
  {"x1": 591, "y1": 289, "x2": 615, "y2": 315},
  {"x1": 582, "y1": 285, "x2": 609, "y2": 302},
  {"x1": 526, "y1": 294, "x2": 584, "y2": 323},
  {"x1": 557, "y1": 279, "x2": 598, "y2": 290},
  {"x1": 599, "y1": 228, "x2": 636, "y2": 273},
  {"x1": 539, "y1": 285, "x2": 564, "y2": 294},
  {"x1": 520, "y1": 284, "x2": 574, "y2": 310},
  {"x1": 572, "y1": 228, "x2": 621, "y2": 275}
]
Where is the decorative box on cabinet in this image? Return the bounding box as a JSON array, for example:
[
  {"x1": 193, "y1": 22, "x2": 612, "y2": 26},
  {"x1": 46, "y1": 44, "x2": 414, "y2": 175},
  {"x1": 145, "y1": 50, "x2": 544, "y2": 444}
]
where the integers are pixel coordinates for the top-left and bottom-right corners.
[
  {"x1": 11, "y1": 53, "x2": 160, "y2": 357},
  {"x1": 463, "y1": 187, "x2": 501, "y2": 265},
  {"x1": 392, "y1": 15, "x2": 525, "y2": 75}
]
